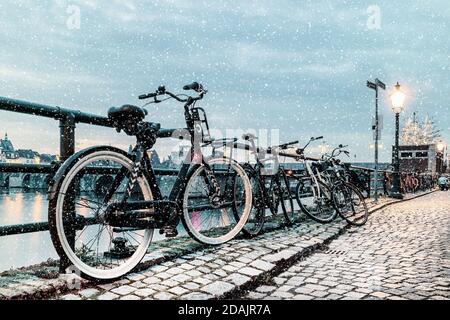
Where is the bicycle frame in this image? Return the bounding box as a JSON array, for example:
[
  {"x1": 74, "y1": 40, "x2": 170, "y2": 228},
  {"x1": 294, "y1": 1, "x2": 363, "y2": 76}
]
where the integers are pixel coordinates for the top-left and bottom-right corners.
[
  {"x1": 288, "y1": 157, "x2": 325, "y2": 200},
  {"x1": 102, "y1": 97, "x2": 231, "y2": 229},
  {"x1": 243, "y1": 139, "x2": 293, "y2": 216}
]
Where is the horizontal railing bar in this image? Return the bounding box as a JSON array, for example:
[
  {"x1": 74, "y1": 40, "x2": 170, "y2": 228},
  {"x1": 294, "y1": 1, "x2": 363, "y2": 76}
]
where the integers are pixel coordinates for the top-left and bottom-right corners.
[
  {"x1": 0, "y1": 163, "x2": 53, "y2": 173},
  {"x1": 0, "y1": 96, "x2": 113, "y2": 127},
  {"x1": 0, "y1": 163, "x2": 388, "y2": 174},
  {"x1": 0, "y1": 96, "x2": 180, "y2": 138},
  {"x1": 350, "y1": 165, "x2": 393, "y2": 173},
  {"x1": 0, "y1": 163, "x2": 181, "y2": 176},
  {"x1": 0, "y1": 221, "x2": 49, "y2": 236}
]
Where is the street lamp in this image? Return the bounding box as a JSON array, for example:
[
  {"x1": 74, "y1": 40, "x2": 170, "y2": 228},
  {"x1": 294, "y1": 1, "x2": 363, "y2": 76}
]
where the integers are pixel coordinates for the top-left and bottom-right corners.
[
  {"x1": 390, "y1": 82, "x2": 406, "y2": 199},
  {"x1": 437, "y1": 141, "x2": 445, "y2": 153}
]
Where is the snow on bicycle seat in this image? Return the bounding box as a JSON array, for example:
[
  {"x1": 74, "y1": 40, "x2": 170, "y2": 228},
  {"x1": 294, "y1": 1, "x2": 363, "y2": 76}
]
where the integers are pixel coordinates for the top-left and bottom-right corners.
[{"x1": 108, "y1": 104, "x2": 148, "y2": 123}]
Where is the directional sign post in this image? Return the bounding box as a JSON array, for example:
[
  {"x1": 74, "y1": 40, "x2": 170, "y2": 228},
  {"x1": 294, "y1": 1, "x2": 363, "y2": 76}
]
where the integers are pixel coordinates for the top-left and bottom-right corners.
[
  {"x1": 372, "y1": 114, "x2": 383, "y2": 140},
  {"x1": 367, "y1": 78, "x2": 386, "y2": 203}
]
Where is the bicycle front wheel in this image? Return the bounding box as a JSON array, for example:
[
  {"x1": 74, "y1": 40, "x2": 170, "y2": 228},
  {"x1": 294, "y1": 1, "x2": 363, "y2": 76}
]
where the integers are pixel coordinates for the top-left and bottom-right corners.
[
  {"x1": 332, "y1": 182, "x2": 368, "y2": 226},
  {"x1": 296, "y1": 178, "x2": 336, "y2": 223},
  {"x1": 238, "y1": 164, "x2": 265, "y2": 237},
  {"x1": 182, "y1": 157, "x2": 252, "y2": 245}
]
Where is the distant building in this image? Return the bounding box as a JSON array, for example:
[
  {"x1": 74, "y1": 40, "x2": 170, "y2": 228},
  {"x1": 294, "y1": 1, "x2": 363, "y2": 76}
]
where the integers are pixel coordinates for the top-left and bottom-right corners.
[
  {"x1": 39, "y1": 154, "x2": 57, "y2": 164},
  {"x1": 397, "y1": 144, "x2": 444, "y2": 173},
  {"x1": 0, "y1": 133, "x2": 19, "y2": 161},
  {"x1": 447, "y1": 154, "x2": 450, "y2": 173},
  {"x1": 0, "y1": 133, "x2": 56, "y2": 164},
  {"x1": 16, "y1": 149, "x2": 41, "y2": 164}
]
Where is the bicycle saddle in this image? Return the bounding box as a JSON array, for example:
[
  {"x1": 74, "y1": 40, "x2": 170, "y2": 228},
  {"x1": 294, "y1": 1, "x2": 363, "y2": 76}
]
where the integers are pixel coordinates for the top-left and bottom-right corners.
[
  {"x1": 108, "y1": 105, "x2": 149, "y2": 135},
  {"x1": 108, "y1": 105, "x2": 147, "y2": 123}
]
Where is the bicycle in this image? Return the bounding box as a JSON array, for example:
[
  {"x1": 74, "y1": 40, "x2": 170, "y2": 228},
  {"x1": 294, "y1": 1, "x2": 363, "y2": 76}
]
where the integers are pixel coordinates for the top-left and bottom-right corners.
[
  {"x1": 280, "y1": 139, "x2": 369, "y2": 226},
  {"x1": 236, "y1": 133, "x2": 298, "y2": 237},
  {"x1": 315, "y1": 144, "x2": 369, "y2": 226},
  {"x1": 284, "y1": 137, "x2": 336, "y2": 224},
  {"x1": 47, "y1": 83, "x2": 252, "y2": 280}
]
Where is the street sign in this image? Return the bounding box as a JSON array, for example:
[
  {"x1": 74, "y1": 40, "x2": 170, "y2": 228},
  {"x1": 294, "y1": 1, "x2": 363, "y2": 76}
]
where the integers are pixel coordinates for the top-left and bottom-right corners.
[
  {"x1": 367, "y1": 81, "x2": 376, "y2": 89},
  {"x1": 375, "y1": 78, "x2": 386, "y2": 90}
]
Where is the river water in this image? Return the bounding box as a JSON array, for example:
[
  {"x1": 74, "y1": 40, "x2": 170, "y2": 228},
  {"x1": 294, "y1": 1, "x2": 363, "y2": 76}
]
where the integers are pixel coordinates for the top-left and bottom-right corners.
[
  {"x1": 0, "y1": 189, "x2": 184, "y2": 272},
  {"x1": 0, "y1": 183, "x2": 249, "y2": 272},
  {"x1": 0, "y1": 190, "x2": 58, "y2": 272}
]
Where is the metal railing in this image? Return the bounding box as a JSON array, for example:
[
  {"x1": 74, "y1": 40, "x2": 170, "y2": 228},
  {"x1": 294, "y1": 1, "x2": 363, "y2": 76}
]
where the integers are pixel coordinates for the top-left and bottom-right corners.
[{"x1": 0, "y1": 96, "x2": 182, "y2": 271}]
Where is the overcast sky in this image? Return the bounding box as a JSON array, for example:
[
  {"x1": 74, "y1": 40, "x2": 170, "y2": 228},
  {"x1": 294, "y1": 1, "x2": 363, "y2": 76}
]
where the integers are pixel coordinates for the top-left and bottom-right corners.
[{"x1": 0, "y1": 0, "x2": 448, "y2": 162}]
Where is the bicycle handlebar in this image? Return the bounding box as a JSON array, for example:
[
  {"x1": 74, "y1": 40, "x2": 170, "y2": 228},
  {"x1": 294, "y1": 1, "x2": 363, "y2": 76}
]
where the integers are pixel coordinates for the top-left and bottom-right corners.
[
  {"x1": 274, "y1": 140, "x2": 299, "y2": 150},
  {"x1": 138, "y1": 83, "x2": 206, "y2": 104}
]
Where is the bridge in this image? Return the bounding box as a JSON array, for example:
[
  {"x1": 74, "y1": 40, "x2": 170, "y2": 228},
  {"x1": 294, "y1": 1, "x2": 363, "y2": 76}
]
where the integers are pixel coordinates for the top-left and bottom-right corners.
[{"x1": 0, "y1": 96, "x2": 443, "y2": 301}]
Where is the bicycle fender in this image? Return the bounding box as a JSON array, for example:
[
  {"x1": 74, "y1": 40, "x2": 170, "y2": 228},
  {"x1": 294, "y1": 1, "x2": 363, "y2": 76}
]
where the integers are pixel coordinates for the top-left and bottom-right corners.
[{"x1": 47, "y1": 145, "x2": 130, "y2": 201}]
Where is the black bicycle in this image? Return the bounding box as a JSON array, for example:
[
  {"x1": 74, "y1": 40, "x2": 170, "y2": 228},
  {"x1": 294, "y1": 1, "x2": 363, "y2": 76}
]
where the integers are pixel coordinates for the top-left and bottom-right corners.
[
  {"x1": 48, "y1": 83, "x2": 252, "y2": 280},
  {"x1": 237, "y1": 133, "x2": 298, "y2": 237},
  {"x1": 315, "y1": 144, "x2": 369, "y2": 226},
  {"x1": 287, "y1": 141, "x2": 369, "y2": 226}
]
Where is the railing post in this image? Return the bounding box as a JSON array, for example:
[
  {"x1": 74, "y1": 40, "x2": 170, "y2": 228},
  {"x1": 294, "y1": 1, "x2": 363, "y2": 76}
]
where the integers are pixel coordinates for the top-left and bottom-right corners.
[
  {"x1": 58, "y1": 114, "x2": 76, "y2": 273},
  {"x1": 59, "y1": 114, "x2": 76, "y2": 160}
]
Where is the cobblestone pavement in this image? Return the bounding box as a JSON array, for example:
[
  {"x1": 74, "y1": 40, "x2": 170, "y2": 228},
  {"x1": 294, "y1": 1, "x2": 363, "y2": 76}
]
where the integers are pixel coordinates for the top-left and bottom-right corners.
[
  {"x1": 0, "y1": 191, "x2": 442, "y2": 300},
  {"x1": 244, "y1": 191, "x2": 450, "y2": 300},
  {"x1": 56, "y1": 220, "x2": 346, "y2": 300}
]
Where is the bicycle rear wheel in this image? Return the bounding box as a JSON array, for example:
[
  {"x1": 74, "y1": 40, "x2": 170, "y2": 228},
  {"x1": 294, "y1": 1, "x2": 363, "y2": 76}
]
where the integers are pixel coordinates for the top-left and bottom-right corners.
[
  {"x1": 296, "y1": 178, "x2": 336, "y2": 223},
  {"x1": 278, "y1": 171, "x2": 296, "y2": 225},
  {"x1": 182, "y1": 157, "x2": 252, "y2": 245},
  {"x1": 48, "y1": 148, "x2": 154, "y2": 280},
  {"x1": 332, "y1": 182, "x2": 368, "y2": 226}
]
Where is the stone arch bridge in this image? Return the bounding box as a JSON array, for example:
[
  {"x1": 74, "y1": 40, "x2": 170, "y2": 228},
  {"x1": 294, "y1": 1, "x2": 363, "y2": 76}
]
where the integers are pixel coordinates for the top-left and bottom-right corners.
[{"x1": 0, "y1": 172, "x2": 115, "y2": 192}]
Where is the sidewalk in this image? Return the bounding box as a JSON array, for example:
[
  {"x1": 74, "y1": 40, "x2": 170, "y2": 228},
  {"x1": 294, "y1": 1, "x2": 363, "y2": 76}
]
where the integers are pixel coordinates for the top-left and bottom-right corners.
[
  {"x1": 242, "y1": 191, "x2": 449, "y2": 300},
  {"x1": 0, "y1": 190, "x2": 436, "y2": 300}
]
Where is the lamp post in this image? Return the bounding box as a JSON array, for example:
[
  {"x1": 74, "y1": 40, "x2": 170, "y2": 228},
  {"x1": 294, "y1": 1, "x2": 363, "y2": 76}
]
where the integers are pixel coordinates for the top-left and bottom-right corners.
[{"x1": 390, "y1": 82, "x2": 406, "y2": 199}]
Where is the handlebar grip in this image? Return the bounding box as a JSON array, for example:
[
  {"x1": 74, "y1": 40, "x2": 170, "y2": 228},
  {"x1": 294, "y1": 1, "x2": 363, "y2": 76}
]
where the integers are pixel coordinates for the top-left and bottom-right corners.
[
  {"x1": 316, "y1": 136, "x2": 324, "y2": 140},
  {"x1": 183, "y1": 82, "x2": 206, "y2": 93},
  {"x1": 183, "y1": 82, "x2": 200, "y2": 91},
  {"x1": 138, "y1": 92, "x2": 157, "y2": 100}
]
